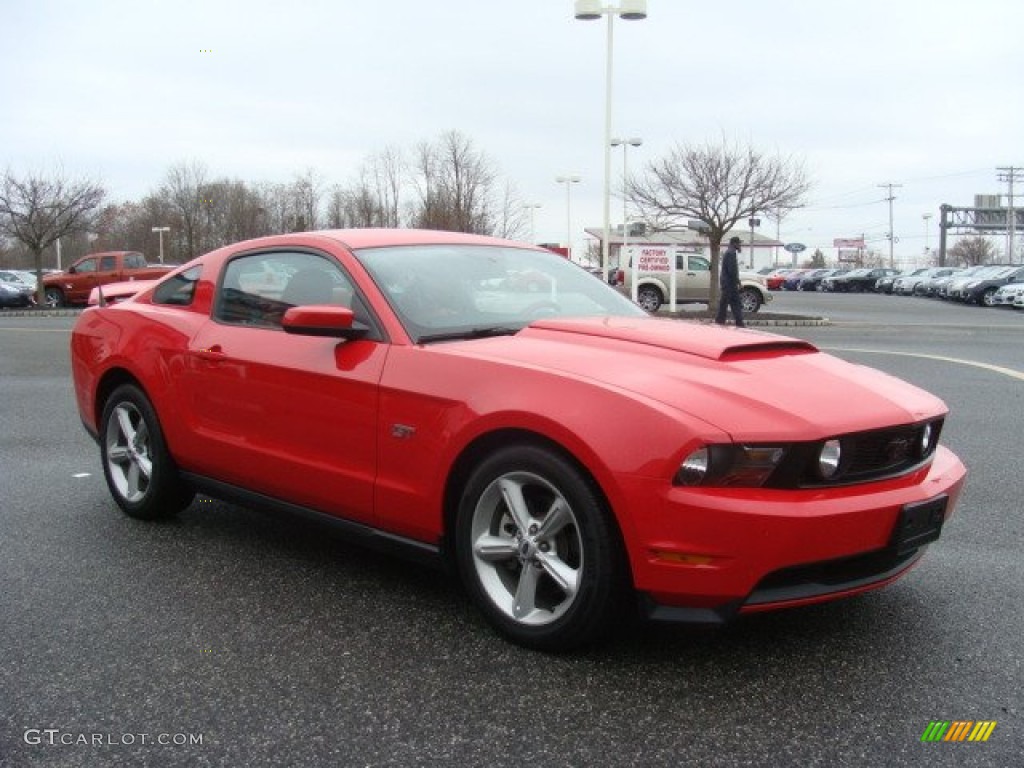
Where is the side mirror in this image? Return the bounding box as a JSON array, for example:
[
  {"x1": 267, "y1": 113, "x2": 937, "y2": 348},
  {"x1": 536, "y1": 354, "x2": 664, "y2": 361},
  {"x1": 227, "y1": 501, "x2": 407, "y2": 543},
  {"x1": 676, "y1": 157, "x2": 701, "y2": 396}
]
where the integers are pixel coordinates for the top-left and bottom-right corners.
[{"x1": 281, "y1": 305, "x2": 368, "y2": 340}]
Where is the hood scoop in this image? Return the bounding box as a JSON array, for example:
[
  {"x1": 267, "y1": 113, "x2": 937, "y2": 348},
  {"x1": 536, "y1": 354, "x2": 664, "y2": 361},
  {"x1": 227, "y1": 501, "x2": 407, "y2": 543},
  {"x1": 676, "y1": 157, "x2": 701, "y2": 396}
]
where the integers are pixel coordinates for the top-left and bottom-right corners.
[{"x1": 526, "y1": 316, "x2": 818, "y2": 361}]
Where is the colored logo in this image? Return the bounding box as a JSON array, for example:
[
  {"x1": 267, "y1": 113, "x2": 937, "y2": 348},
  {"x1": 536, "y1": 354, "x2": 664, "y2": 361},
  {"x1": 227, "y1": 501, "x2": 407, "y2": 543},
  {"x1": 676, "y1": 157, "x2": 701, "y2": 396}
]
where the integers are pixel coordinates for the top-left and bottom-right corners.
[{"x1": 921, "y1": 721, "x2": 997, "y2": 742}]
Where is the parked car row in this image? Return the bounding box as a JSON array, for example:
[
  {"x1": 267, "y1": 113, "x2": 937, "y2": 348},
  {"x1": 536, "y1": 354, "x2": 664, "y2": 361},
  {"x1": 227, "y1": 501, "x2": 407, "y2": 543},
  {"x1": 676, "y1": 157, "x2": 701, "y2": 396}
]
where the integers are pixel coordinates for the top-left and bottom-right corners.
[
  {"x1": 761, "y1": 263, "x2": 1024, "y2": 309},
  {"x1": 762, "y1": 267, "x2": 902, "y2": 294},
  {"x1": 891, "y1": 264, "x2": 1024, "y2": 307}
]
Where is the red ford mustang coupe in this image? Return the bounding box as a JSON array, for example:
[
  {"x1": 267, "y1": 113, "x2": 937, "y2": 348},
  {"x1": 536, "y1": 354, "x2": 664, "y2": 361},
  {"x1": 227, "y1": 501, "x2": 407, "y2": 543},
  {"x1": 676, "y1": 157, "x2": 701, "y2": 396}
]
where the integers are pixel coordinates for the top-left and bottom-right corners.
[{"x1": 70, "y1": 229, "x2": 967, "y2": 650}]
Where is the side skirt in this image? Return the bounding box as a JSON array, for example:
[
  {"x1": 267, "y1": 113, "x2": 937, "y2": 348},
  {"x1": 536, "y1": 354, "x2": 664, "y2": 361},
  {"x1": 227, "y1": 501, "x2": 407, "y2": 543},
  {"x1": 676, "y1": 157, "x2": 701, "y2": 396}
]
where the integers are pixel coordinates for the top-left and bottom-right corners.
[{"x1": 180, "y1": 472, "x2": 443, "y2": 570}]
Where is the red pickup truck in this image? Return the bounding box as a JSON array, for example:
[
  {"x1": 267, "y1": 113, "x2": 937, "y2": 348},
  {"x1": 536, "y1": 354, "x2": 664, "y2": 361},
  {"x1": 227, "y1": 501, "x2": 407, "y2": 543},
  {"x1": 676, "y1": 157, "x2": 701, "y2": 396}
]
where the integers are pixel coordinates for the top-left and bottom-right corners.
[{"x1": 43, "y1": 251, "x2": 175, "y2": 307}]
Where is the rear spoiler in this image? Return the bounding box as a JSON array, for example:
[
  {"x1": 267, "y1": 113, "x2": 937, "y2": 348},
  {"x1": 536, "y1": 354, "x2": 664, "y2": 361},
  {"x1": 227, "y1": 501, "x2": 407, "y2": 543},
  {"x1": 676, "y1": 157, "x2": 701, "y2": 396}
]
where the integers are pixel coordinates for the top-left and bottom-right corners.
[{"x1": 87, "y1": 280, "x2": 158, "y2": 307}]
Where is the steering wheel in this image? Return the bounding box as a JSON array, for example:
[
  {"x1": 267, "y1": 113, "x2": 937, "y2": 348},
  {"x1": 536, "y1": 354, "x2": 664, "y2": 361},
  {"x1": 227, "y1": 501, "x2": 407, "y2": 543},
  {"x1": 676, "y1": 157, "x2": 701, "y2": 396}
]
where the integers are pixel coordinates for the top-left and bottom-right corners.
[{"x1": 524, "y1": 301, "x2": 560, "y2": 320}]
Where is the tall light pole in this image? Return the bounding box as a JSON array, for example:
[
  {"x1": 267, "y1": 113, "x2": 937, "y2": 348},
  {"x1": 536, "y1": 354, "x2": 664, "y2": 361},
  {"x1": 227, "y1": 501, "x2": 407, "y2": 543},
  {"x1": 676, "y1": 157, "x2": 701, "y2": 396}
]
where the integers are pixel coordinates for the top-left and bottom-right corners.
[
  {"x1": 611, "y1": 136, "x2": 641, "y2": 278},
  {"x1": 997, "y1": 166, "x2": 1022, "y2": 263},
  {"x1": 555, "y1": 176, "x2": 581, "y2": 259},
  {"x1": 574, "y1": 0, "x2": 647, "y2": 283},
  {"x1": 748, "y1": 214, "x2": 760, "y2": 269},
  {"x1": 523, "y1": 203, "x2": 542, "y2": 243},
  {"x1": 922, "y1": 213, "x2": 932, "y2": 260},
  {"x1": 152, "y1": 226, "x2": 170, "y2": 264},
  {"x1": 878, "y1": 182, "x2": 902, "y2": 268}
]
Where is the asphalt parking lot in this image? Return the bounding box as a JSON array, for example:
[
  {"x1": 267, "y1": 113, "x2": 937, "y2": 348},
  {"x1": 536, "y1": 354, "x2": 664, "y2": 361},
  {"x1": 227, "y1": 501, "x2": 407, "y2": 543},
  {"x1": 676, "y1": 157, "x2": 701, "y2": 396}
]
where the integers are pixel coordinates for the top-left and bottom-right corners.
[{"x1": 1, "y1": 295, "x2": 1021, "y2": 768}]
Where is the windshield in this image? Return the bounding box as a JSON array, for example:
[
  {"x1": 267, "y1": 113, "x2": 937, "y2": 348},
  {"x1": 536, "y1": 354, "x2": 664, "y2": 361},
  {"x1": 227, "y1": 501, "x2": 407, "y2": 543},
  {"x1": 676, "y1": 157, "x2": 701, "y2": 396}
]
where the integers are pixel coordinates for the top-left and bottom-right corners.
[{"x1": 356, "y1": 244, "x2": 646, "y2": 343}]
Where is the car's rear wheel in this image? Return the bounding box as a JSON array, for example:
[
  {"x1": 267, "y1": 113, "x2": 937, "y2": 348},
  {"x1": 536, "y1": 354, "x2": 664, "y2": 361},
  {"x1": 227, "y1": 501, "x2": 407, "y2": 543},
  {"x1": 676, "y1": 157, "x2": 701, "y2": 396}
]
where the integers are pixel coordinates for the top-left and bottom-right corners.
[
  {"x1": 739, "y1": 287, "x2": 762, "y2": 314},
  {"x1": 455, "y1": 444, "x2": 626, "y2": 651},
  {"x1": 636, "y1": 285, "x2": 663, "y2": 313},
  {"x1": 44, "y1": 288, "x2": 64, "y2": 308},
  {"x1": 100, "y1": 384, "x2": 194, "y2": 520}
]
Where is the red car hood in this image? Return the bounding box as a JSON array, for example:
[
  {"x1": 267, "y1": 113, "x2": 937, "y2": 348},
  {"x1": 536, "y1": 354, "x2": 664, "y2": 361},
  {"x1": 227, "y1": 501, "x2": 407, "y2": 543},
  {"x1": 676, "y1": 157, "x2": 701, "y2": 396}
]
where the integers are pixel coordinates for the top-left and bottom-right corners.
[{"x1": 447, "y1": 316, "x2": 946, "y2": 441}]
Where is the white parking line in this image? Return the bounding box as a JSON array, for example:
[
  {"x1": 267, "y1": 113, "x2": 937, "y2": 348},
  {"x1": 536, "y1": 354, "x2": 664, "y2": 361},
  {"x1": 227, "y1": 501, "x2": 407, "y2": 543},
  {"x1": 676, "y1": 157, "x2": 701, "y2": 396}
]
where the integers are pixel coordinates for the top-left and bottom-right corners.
[{"x1": 823, "y1": 346, "x2": 1024, "y2": 382}]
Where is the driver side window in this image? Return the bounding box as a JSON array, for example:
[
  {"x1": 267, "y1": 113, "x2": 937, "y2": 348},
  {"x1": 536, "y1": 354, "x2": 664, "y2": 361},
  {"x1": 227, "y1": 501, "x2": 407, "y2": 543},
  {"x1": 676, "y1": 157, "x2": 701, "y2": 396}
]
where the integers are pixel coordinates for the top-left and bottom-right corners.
[{"x1": 215, "y1": 250, "x2": 374, "y2": 335}]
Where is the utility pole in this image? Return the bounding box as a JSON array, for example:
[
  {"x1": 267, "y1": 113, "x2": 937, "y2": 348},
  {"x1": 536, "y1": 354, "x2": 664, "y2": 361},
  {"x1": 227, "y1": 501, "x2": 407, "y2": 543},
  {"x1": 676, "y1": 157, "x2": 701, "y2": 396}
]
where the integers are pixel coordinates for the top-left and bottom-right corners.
[
  {"x1": 878, "y1": 182, "x2": 902, "y2": 268},
  {"x1": 997, "y1": 166, "x2": 1023, "y2": 263}
]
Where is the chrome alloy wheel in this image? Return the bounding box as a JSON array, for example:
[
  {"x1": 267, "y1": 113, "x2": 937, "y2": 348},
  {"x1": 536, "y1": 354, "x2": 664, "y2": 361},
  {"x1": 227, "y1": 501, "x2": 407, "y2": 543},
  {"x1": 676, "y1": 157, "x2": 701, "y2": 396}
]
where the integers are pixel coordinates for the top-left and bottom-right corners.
[
  {"x1": 469, "y1": 471, "x2": 583, "y2": 626},
  {"x1": 104, "y1": 401, "x2": 153, "y2": 503}
]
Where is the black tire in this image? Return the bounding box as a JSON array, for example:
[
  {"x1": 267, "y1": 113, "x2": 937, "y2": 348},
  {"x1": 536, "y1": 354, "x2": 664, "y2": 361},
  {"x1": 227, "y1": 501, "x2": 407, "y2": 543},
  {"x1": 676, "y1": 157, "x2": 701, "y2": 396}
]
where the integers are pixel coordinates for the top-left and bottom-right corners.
[
  {"x1": 44, "y1": 288, "x2": 64, "y2": 308},
  {"x1": 100, "y1": 383, "x2": 194, "y2": 520},
  {"x1": 455, "y1": 444, "x2": 627, "y2": 651},
  {"x1": 636, "y1": 285, "x2": 663, "y2": 313},
  {"x1": 739, "y1": 287, "x2": 762, "y2": 314},
  {"x1": 981, "y1": 288, "x2": 998, "y2": 307}
]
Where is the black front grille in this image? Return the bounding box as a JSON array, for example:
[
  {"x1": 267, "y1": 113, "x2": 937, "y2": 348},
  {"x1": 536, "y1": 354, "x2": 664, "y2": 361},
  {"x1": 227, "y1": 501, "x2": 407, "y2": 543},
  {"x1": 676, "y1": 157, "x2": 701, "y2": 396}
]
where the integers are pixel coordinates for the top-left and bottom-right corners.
[
  {"x1": 765, "y1": 419, "x2": 943, "y2": 489},
  {"x1": 846, "y1": 425, "x2": 922, "y2": 476}
]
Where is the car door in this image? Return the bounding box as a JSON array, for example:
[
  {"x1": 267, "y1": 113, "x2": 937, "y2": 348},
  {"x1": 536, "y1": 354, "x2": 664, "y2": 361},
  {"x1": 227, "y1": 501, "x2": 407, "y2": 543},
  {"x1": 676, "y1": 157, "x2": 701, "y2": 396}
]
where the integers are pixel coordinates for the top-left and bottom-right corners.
[
  {"x1": 681, "y1": 253, "x2": 711, "y2": 300},
  {"x1": 66, "y1": 257, "x2": 99, "y2": 304},
  {"x1": 181, "y1": 248, "x2": 386, "y2": 525}
]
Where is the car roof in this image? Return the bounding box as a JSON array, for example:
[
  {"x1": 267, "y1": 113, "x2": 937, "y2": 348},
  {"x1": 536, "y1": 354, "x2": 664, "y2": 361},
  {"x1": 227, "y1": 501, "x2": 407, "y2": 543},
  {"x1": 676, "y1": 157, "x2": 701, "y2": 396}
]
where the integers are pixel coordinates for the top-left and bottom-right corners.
[{"x1": 319, "y1": 228, "x2": 525, "y2": 250}]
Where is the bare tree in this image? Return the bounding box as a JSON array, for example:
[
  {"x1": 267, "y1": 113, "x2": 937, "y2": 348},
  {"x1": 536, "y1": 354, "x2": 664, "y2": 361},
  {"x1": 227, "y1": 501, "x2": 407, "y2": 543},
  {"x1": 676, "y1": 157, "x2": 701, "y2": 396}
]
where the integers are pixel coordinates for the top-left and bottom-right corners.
[
  {"x1": 160, "y1": 160, "x2": 208, "y2": 259},
  {"x1": 289, "y1": 169, "x2": 322, "y2": 232},
  {"x1": 492, "y1": 180, "x2": 529, "y2": 241},
  {"x1": 948, "y1": 235, "x2": 996, "y2": 266},
  {"x1": 369, "y1": 146, "x2": 403, "y2": 227},
  {"x1": 409, "y1": 131, "x2": 498, "y2": 234},
  {"x1": 0, "y1": 168, "x2": 106, "y2": 303},
  {"x1": 629, "y1": 139, "x2": 810, "y2": 306}
]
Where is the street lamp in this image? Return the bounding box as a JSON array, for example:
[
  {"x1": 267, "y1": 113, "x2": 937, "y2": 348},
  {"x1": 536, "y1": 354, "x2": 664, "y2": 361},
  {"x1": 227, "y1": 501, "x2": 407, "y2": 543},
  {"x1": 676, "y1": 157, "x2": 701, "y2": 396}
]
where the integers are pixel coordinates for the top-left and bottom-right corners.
[
  {"x1": 611, "y1": 136, "x2": 642, "y2": 295},
  {"x1": 555, "y1": 176, "x2": 581, "y2": 258},
  {"x1": 523, "y1": 203, "x2": 542, "y2": 243},
  {"x1": 922, "y1": 213, "x2": 932, "y2": 259},
  {"x1": 151, "y1": 226, "x2": 170, "y2": 264},
  {"x1": 748, "y1": 215, "x2": 761, "y2": 269},
  {"x1": 574, "y1": 0, "x2": 648, "y2": 283}
]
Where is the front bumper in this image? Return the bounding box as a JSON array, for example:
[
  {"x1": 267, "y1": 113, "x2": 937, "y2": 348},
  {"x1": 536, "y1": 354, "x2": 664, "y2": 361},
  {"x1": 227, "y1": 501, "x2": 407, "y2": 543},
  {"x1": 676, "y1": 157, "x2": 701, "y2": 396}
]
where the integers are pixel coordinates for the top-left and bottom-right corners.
[{"x1": 620, "y1": 446, "x2": 966, "y2": 623}]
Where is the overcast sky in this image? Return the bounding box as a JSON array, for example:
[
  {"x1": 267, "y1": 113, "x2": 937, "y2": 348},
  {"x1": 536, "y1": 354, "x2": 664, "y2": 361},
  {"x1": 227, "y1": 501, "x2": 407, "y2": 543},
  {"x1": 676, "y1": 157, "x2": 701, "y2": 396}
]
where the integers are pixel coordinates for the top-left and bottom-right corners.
[{"x1": 3, "y1": 0, "x2": 1022, "y2": 265}]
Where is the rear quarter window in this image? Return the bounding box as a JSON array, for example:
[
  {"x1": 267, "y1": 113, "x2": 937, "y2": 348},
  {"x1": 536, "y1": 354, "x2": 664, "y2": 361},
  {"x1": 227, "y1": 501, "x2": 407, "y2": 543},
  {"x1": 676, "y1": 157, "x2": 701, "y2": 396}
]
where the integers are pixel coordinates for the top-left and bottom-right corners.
[{"x1": 153, "y1": 266, "x2": 201, "y2": 306}]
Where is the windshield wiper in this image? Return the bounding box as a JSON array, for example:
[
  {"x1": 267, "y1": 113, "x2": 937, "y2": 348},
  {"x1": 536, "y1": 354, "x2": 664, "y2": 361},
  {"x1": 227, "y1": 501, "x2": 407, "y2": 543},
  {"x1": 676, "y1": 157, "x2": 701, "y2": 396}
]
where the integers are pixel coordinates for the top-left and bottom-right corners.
[{"x1": 416, "y1": 326, "x2": 521, "y2": 344}]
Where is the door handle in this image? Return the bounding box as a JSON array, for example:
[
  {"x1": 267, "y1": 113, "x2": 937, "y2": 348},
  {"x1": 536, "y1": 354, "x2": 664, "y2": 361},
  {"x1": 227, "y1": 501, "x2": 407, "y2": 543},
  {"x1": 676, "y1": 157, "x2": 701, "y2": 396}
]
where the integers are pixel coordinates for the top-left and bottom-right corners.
[{"x1": 192, "y1": 345, "x2": 226, "y2": 362}]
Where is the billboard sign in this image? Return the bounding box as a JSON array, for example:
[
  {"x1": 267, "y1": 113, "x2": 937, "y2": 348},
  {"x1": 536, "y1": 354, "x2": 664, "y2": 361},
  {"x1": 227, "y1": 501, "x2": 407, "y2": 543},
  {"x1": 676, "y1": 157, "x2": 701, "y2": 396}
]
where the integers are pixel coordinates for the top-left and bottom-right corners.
[{"x1": 833, "y1": 238, "x2": 865, "y2": 249}]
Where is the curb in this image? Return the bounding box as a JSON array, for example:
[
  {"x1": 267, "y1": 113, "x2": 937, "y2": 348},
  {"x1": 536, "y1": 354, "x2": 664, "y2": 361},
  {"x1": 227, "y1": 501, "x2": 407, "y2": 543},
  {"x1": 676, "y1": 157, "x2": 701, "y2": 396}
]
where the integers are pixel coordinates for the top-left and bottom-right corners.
[
  {"x1": 657, "y1": 312, "x2": 831, "y2": 327},
  {"x1": 0, "y1": 308, "x2": 83, "y2": 318}
]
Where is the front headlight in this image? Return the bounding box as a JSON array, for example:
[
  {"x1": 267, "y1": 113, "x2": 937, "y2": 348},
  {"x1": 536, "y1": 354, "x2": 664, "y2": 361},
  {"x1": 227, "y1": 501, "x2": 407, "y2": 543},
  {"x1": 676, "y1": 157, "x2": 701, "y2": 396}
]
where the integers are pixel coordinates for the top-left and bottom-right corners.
[
  {"x1": 965, "y1": 281, "x2": 981, "y2": 289},
  {"x1": 676, "y1": 447, "x2": 710, "y2": 485},
  {"x1": 675, "y1": 444, "x2": 787, "y2": 487},
  {"x1": 919, "y1": 423, "x2": 933, "y2": 456}
]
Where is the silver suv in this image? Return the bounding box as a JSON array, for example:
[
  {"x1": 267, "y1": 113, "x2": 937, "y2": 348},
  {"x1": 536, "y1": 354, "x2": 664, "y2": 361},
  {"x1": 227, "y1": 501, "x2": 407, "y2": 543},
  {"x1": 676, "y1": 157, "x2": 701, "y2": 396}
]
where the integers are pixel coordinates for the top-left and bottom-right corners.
[{"x1": 618, "y1": 247, "x2": 771, "y2": 313}]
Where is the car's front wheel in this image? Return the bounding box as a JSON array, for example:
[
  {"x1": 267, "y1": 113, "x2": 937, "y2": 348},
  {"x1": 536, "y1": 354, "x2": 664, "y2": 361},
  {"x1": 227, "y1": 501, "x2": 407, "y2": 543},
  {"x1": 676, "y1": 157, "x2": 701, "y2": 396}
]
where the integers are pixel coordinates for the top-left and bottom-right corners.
[
  {"x1": 740, "y1": 287, "x2": 763, "y2": 314},
  {"x1": 44, "y1": 288, "x2": 64, "y2": 308},
  {"x1": 981, "y1": 288, "x2": 998, "y2": 307},
  {"x1": 636, "y1": 285, "x2": 663, "y2": 313},
  {"x1": 455, "y1": 444, "x2": 627, "y2": 651},
  {"x1": 100, "y1": 384, "x2": 194, "y2": 520}
]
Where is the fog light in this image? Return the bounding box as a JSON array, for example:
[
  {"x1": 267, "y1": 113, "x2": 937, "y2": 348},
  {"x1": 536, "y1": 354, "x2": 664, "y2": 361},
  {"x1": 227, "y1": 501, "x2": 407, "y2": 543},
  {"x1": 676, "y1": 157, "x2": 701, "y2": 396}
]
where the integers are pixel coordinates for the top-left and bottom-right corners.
[{"x1": 818, "y1": 439, "x2": 842, "y2": 478}]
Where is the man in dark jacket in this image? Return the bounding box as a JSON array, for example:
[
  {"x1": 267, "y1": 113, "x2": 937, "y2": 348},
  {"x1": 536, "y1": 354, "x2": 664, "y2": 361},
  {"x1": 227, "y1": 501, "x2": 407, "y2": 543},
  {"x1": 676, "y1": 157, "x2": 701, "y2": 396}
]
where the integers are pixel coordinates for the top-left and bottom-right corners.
[{"x1": 715, "y1": 236, "x2": 745, "y2": 327}]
